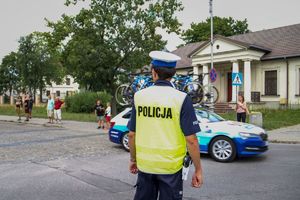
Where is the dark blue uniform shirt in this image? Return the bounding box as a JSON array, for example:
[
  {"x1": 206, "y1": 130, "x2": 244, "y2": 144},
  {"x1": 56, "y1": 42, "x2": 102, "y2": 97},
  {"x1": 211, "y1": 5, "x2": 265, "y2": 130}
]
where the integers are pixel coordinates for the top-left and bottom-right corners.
[{"x1": 127, "y1": 80, "x2": 200, "y2": 136}]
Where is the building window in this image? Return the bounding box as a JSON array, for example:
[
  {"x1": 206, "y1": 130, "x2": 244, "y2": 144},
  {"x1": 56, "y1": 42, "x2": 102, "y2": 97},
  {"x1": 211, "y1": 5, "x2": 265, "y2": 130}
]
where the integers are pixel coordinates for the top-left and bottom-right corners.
[
  {"x1": 66, "y1": 78, "x2": 71, "y2": 86},
  {"x1": 265, "y1": 70, "x2": 277, "y2": 95},
  {"x1": 56, "y1": 91, "x2": 60, "y2": 97}
]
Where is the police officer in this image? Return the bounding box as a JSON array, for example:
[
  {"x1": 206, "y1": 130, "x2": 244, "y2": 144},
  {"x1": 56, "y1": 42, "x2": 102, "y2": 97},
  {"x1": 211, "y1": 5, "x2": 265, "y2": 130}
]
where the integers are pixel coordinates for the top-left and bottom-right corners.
[{"x1": 127, "y1": 51, "x2": 203, "y2": 200}]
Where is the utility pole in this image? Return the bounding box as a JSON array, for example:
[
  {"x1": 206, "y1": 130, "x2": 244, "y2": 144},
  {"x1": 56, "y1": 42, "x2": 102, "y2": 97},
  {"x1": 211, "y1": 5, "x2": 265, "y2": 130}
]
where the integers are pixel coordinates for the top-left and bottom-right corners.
[{"x1": 209, "y1": 0, "x2": 214, "y2": 70}]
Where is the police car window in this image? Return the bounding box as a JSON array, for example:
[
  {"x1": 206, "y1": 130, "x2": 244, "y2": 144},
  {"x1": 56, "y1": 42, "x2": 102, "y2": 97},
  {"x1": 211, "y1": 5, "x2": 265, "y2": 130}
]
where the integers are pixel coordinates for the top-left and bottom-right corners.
[
  {"x1": 122, "y1": 111, "x2": 132, "y2": 119},
  {"x1": 195, "y1": 110, "x2": 224, "y2": 122}
]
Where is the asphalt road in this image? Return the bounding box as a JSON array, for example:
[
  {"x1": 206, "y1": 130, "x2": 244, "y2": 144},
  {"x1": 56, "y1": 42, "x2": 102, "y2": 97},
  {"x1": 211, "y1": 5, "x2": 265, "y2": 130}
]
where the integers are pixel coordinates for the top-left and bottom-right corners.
[{"x1": 0, "y1": 122, "x2": 300, "y2": 200}]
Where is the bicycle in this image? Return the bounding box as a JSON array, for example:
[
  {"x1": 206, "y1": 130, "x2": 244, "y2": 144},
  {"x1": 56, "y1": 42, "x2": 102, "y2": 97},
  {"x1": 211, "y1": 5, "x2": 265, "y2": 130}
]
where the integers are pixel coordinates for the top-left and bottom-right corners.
[
  {"x1": 171, "y1": 74, "x2": 193, "y2": 91},
  {"x1": 184, "y1": 72, "x2": 219, "y2": 104},
  {"x1": 115, "y1": 73, "x2": 154, "y2": 106}
]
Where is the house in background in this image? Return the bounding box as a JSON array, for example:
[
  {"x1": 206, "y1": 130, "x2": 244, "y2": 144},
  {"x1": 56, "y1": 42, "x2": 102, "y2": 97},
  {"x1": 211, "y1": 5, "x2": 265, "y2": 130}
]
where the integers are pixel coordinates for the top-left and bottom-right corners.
[
  {"x1": 43, "y1": 75, "x2": 79, "y2": 101},
  {"x1": 173, "y1": 23, "x2": 300, "y2": 109}
]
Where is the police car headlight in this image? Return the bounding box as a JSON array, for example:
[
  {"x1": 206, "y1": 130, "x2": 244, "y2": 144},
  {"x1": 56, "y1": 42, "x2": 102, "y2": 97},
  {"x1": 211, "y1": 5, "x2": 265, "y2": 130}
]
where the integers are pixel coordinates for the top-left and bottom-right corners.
[{"x1": 239, "y1": 132, "x2": 258, "y2": 139}]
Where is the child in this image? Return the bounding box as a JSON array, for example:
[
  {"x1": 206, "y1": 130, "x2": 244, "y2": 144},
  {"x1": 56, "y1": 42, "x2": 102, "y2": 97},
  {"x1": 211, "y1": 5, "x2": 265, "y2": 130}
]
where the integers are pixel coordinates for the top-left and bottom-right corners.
[
  {"x1": 105, "y1": 102, "x2": 111, "y2": 129},
  {"x1": 94, "y1": 100, "x2": 105, "y2": 129}
]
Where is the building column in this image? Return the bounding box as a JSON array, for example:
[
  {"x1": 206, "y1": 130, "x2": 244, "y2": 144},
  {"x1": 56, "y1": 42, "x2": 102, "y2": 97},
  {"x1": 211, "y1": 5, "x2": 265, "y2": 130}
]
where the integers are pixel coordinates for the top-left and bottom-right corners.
[
  {"x1": 244, "y1": 60, "x2": 252, "y2": 102},
  {"x1": 193, "y1": 65, "x2": 200, "y2": 81},
  {"x1": 0, "y1": 95, "x2": 3, "y2": 104},
  {"x1": 231, "y1": 60, "x2": 239, "y2": 102},
  {"x1": 202, "y1": 63, "x2": 209, "y2": 86}
]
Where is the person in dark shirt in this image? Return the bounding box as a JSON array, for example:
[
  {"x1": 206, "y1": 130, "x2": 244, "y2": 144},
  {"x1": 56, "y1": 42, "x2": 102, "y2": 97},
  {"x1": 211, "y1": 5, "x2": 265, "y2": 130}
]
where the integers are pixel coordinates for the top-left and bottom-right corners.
[
  {"x1": 94, "y1": 100, "x2": 105, "y2": 129},
  {"x1": 28, "y1": 95, "x2": 34, "y2": 119},
  {"x1": 23, "y1": 95, "x2": 30, "y2": 121}
]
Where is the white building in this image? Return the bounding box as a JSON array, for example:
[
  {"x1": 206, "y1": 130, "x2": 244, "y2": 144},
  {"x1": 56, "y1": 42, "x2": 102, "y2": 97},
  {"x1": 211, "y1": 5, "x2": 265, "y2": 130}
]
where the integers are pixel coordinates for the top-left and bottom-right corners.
[
  {"x1": 44, "y1": 75, "x2": 79, "y2": 100},
  {"x1": 173, "y1": 24, "x2": 300, "y2": 109}
]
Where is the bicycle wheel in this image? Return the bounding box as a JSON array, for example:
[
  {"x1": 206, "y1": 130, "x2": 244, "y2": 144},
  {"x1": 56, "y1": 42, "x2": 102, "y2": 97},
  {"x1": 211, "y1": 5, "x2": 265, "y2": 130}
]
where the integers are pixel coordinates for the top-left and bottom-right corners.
[
  {"x1": 123, "y1": 85, "x2": 135, "y2": 105},
  {"x1": 115, "y1": 84, "x2": 130, "y2": 106},
  {"x1": 183, "y1": 82, "x2": 204, "y2": 104},
  {"x1": 202, "y1": 85, "x2": 219, "y2": 104}
]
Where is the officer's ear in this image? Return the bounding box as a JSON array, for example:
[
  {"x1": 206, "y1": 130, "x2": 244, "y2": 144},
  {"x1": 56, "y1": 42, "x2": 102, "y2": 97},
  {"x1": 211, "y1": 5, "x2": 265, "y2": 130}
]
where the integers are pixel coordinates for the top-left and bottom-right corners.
[{"x1": 151, "y1": 67, "x2": 158, "y2": 81}]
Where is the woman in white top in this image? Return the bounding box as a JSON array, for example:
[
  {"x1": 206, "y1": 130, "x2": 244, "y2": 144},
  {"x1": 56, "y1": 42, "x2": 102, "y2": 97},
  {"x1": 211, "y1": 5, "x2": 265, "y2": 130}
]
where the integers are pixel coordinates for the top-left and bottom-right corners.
[{"x1": 105, "y1": 102, "x2": 112, "y2": 129}]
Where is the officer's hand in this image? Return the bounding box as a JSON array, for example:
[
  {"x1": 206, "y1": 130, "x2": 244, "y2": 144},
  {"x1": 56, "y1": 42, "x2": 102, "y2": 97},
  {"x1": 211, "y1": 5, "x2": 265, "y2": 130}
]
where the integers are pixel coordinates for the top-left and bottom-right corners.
[
  {"x1": 129, "y1": 161, "x2": 138, "y2": 174},
  {"x1": 191, "y1": 170, "x2": 203, "y2": 188}
]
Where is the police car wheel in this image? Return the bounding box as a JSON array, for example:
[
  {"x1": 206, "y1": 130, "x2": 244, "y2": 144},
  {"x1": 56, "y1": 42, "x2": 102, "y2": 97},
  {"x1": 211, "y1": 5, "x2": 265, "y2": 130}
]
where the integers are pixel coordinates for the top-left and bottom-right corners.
[
  {"x1": 209, "y1": 136, "x2": 236, "y2": 162},
  {"x1": 122, "y1": 132, "x2": 130, "y2": 152}
]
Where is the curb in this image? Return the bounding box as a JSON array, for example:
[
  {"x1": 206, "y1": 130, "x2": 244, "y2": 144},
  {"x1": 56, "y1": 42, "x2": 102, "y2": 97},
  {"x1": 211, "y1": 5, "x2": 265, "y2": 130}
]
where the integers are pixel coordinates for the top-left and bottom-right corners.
[
  {"x1": 269, "y1": 140, "x2": 300, "y2": 144},
  {"x1": 0, "y1": 119, "x2": 63, "y2": 128}
]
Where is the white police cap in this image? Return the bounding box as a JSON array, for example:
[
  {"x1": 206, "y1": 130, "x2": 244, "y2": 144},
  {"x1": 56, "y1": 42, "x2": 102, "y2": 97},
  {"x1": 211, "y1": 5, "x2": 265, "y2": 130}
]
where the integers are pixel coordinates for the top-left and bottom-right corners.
[{"x1": 149, "y1": 51, "x2": 181, "y2": 68}]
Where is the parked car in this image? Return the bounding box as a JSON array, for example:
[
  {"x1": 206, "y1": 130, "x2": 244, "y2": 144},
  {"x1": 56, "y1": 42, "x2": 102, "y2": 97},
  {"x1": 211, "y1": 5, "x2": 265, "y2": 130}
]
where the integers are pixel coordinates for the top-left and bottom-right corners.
[{"x1": 108, "y1": 107, "x2": 268, "y2": 162}]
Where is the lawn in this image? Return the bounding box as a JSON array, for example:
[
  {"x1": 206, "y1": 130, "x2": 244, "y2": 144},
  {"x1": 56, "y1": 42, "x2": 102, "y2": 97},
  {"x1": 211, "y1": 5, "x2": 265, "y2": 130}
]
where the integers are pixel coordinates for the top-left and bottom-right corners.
[
  {"x1": 0, "y1": 105, "x2": 299, "y2": 130},
  {"x1": 219, "y1": 109, "x2": 300, "y2": 130},
  {"x1": 0, "y1": 105, "x2": 96, "y2": 122}
]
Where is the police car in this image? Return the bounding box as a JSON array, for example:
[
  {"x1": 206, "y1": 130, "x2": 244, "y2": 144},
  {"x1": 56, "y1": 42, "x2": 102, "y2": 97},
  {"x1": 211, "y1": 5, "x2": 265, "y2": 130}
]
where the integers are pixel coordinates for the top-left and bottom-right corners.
[{"x1": 108, "y1": 107, "x2": 268, "y2": 162}]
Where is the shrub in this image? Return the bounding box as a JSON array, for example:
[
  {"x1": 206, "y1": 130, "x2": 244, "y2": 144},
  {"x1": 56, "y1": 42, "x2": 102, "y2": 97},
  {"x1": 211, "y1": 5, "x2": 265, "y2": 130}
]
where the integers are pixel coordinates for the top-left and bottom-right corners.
[{"x1": 65, "y1": 91, "x2": 112, "y2": 113}]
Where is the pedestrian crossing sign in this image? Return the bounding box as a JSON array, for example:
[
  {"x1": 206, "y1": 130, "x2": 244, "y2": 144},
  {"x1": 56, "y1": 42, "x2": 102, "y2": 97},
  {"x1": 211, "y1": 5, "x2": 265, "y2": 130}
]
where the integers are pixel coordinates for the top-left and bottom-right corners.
[{"x1": 232, "y1": 73, "x2": 243, "y2": 86}]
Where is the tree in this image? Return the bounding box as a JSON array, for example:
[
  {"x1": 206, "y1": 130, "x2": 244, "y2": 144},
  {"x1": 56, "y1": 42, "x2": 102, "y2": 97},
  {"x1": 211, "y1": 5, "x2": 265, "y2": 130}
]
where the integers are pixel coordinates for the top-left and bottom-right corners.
[
  {"x1": 182, "y1": 16, "x2": 250, "y2": 44},
  {"x1": 47, "y1": 0, "x2": 183, "y2": 93},
  {"x1": 0, "y1": 52, "x2": 21, "y2": 96},
  {"x1": 17, "y1": 32, "x2": 64, "y2": 101}
]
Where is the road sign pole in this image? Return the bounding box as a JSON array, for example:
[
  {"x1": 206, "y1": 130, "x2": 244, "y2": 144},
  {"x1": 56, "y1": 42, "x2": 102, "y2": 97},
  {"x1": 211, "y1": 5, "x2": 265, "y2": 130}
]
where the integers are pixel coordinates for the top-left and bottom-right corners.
[{"x1": 236, "y1": 86, "x2": 238, "y2": 104}]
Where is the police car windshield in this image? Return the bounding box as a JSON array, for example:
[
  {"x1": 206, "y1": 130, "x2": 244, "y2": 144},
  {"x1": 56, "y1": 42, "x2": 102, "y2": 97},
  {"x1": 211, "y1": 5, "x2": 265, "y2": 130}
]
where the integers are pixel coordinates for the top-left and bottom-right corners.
[{"x1": 195, "y1": 110, "x2": 225, "y2": 122}]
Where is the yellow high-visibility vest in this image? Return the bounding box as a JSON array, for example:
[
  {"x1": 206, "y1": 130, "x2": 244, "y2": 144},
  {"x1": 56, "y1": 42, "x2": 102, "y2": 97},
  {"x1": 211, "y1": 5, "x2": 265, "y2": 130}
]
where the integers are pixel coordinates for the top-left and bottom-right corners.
[{"x1": 134, "y1": 85, "x2": 187, "y2": 174}]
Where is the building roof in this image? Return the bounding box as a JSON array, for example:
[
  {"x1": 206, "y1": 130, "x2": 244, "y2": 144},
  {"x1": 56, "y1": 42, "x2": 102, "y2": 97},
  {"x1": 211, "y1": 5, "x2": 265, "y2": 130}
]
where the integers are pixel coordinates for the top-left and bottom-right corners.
[
  {"x1": 173, "y1": 23, "x2": 300, "y2": 68},
  {"x1": 172, "y1": 42, "x2": 204, "y2": 69},
  {"x1": 230, "y1": 23, "x2": 300, "y2": 60}
]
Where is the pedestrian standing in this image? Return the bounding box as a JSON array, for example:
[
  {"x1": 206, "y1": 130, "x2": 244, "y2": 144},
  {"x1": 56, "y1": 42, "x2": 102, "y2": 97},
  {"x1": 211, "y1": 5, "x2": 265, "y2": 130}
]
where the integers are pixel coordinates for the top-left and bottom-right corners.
[
  {"x1": 47, "y1": 95, "x2": 54, "y2": 124},
  {"x1": 23, "y1": 95, "x2": 30, "y2": 121},
  {"x1": 127, "y1": 51, "x2": 203, "y2": 200},
  {"x1": 94, "y1": 100, "x2": 105, "y2": 129},
  {"x1": 28, "y1": 95, "x2": 34, "y2": 119},
  {"x1": 15, "y1": 96, "x2": 23, "y2": 121},
  {"x1": 236, "y1": 94, "x2": 249, "y2": 123},
  {"x1": 105, "y1": 102, "x2": 111, "y2": 129},
  {"x1": 54, "y1": 96, "x2": 64, "y2": 124}
]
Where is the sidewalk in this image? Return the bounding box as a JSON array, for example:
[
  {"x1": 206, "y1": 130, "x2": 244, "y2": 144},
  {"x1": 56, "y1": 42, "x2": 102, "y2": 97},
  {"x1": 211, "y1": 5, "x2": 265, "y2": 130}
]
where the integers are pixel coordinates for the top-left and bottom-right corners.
[
  {"x1": 0, "y1": 115, "x2": 107, "y2": 134},
  {"x1": 267, "y1": 124, "x2": 300, "y2": 144}
]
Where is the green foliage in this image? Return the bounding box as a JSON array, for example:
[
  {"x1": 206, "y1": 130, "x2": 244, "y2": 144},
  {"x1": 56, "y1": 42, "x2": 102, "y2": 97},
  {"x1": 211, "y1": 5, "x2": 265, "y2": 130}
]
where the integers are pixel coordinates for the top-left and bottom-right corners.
[
  {"x1": 182, "y1": 16, "x2": 250, "y2": 44},
  {"x1": 17, "y1": 32, "x2": 65, "y2": 97},
  {"x1": 65, "y1": 91, "x2": 112, "y2": 113},
  {"x1": 47, "y1": 0, "x2": 183, "y2": 93},
  {"x1": 0, "y1": 52, "x2": 21, "y2": 95}
]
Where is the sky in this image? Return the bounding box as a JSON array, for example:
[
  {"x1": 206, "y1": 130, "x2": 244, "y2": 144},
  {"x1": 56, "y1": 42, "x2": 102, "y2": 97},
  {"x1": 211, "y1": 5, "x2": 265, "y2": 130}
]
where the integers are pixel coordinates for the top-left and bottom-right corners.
[{"x1": 1, "y1": 0, "x2": 300, "y2": 60}]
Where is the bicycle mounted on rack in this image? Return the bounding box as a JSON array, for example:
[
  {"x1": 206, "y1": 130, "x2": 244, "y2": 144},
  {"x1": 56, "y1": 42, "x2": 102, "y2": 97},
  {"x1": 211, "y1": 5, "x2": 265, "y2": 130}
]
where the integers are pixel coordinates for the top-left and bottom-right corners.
[{"x1": 115, "y1": 70, "x2": 219, "y2": 106}]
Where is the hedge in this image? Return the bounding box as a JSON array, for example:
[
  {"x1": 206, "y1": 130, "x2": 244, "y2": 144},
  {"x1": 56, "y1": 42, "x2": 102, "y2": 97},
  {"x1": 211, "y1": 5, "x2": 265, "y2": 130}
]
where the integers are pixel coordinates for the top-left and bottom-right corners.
[{"x1": 65, "y1": 91, "x2": 112, "y2": 113}]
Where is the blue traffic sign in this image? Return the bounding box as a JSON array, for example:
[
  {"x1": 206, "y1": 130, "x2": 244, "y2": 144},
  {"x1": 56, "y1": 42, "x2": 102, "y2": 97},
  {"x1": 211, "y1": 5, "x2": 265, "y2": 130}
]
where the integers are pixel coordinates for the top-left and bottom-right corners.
[
  {"x1": 210, "y1": 68, "x2": 217, "y2": 83},
  {"x1": 232, "y1": 73, "x2": 243, "y2": 86}
]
